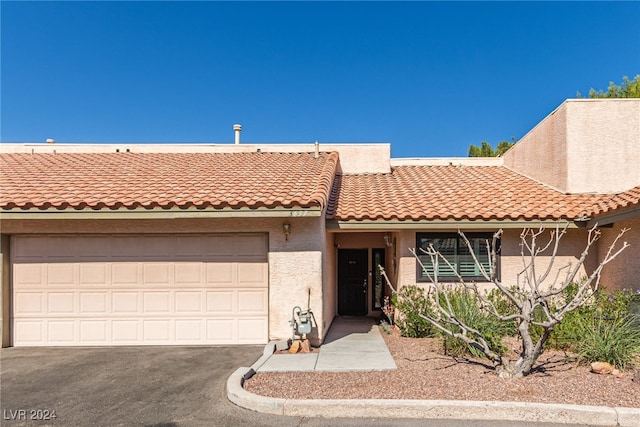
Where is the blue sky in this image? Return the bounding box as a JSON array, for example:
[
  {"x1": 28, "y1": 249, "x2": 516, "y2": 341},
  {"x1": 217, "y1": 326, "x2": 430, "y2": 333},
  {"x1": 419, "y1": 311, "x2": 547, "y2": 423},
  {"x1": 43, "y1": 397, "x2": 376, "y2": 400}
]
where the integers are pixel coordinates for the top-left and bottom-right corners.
[{"x1": 2, "y1": 1, "x2": 639, "y2": 158}]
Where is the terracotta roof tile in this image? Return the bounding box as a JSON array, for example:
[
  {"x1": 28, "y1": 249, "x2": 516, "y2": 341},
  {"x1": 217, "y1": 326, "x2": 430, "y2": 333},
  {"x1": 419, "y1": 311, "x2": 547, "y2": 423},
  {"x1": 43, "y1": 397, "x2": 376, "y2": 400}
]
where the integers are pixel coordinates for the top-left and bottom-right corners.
[
  {"x1": 590, "y1": 184, "x2": 640, "y2": 216},
  {"x1": 327, "y1": 166, "x2": 612, "y2": 221},
  {"x1": 1, "y1": 152, "x2": 339, "y2": 211}
]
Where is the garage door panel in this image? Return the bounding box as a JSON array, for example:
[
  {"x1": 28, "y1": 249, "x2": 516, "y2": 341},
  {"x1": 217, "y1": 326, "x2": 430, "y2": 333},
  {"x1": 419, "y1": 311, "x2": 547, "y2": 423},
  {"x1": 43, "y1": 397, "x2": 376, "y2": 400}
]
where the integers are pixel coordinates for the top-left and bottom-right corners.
[
  {"x1": 46, "y1": 236, "x2": 79, "y2": 258},
  {"x1": 235, "y1": 235, "x2": 268, "y2": 258},
  {"x1": 14, "y1": 293, "x2": 45, "y2": 315},
  {"x1": 111, "y1": 236, "x2": 143, "y2": 258},
  {"x1": 175, "y1": 320, "x2": 202, "y2": 341},
  {"x1": 238, "y1": 290, "x2": 268, "y2": 314},
  {"x1": 112, "y1": 292, "x2": 139, "y2": 313},
  {"x1": 13, "y1": 263, "x2": 44, "y2": 286},
  {"x1": 80, "y1": 321, "x2": 108, "y2": 343},
  {"x1": 112, "y1": 320, "x2": 140, "y2": 342},
  {"x1": 48, "y1": 321, "x2": 75, "y2": 343},
  {"x1": 238, "y1": 318, "x2": 268, "y2": 342},
  {"x1": 13, "y1": 236, "x2": 48, "y2": 259},
  {"x1": 112, "y1": 263, "x2": 140, "y2": 285},
  {"x1": 11, "y1": 234, "x2": 268, "y2": 346},
  {"x1": 237, "y1": 263, "x2": 268, "y2": 286},
  {"x1": 15, "y1": 320, "x2": 44, "y2": 344},
  {"x1": 79, "y1": 263, "x2": 109, "y2": 285},
  {"x1": 206, "y1": 263, "x2": 233, "y2": 285},
  {"x1": 206, "y1": 319, "x2": 234, "y2": 341},
  {"x1": 47, "y1": 264, "x2": 75, "y2": 285},
  {"x1": 175, "y1": 263, "x2": 203, "y2": 284},
  {"x1": 142, "y1": 236, "x2": 174, "y2": 258},
  {"x1": 143, "y1": 263, "x2": 172, "y2": 285},
  {"x1": 47, "y1": 293, "x2": 75, "y2": 314},
  {"x1": 205, "y1": 235, "x2": 236, "y2": 257},
  {"x1": 143, "y1": 292, "x2": 171, "y2": 313},
  {"x1": 175, "y1": 291, "x2": 202, "y2": 313},
  {"x1": 143, "y1": 320, "x2": 172, "y2": 342},
  {"x1": 176, "y1": 236, "x2": 203, "y2": 257},
  {"x1": 206, "y1": 291, "x2": 234, "y2": 313},
  {"x1": 79, "y1": 292, "x2": 108, "y2": 314}
]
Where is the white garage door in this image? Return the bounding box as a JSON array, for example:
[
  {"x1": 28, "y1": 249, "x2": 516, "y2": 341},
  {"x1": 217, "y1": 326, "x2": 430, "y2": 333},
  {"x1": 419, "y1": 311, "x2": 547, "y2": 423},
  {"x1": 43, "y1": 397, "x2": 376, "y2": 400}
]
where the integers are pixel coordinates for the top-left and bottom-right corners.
[{"x1": 10, "y1": 234, "x2": 268, "y2": 346}]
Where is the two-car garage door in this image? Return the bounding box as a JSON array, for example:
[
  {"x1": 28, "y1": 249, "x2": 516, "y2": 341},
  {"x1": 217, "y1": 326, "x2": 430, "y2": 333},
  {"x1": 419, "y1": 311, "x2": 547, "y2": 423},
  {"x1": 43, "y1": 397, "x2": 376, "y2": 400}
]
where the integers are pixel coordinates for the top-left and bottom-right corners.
[{"x1": 10, "y1": 234, "x2": 268, "y2": 346}]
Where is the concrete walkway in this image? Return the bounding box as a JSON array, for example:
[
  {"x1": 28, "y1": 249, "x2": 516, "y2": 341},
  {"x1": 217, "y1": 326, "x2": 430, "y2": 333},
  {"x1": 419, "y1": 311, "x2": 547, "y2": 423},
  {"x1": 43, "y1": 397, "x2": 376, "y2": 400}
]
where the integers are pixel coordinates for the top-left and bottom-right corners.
[{"x1": 257, "y1": 316, "x2": 396, "y2": 372}]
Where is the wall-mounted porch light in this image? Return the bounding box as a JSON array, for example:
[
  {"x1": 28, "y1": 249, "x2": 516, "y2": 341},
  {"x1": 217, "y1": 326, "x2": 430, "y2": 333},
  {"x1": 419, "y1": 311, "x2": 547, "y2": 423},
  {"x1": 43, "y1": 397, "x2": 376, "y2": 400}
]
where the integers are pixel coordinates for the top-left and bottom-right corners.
[
  {"x1": 384, "y1": 232, "x2": 392, "y2": 247},
  {"x1": 283, "y1": 223, "x2": 292, "y2": 241}
]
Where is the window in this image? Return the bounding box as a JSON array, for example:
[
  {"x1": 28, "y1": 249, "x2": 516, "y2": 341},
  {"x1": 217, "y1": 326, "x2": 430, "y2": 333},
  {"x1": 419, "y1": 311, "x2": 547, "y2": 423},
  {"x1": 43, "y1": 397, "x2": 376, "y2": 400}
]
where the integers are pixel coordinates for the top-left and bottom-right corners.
[
  {"x1": 372, "y1": 248, "x2": 385, "y2": 310},
  {"x1": 416, "y1": 233, "x2": 498, "y2": 282}
]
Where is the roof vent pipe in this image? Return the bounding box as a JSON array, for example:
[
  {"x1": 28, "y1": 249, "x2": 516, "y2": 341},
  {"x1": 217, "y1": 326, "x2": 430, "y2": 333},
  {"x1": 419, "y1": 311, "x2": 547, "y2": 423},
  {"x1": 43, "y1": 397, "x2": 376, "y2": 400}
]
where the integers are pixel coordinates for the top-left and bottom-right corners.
[
  {"x1": 233, "y1": 124, "x2": 242, "y2": 144},
  {"x1": 46, "y1": 138, "x2": 55, "y2": 144},
  {"x1": 314, "y1": 140, "x2": 319, "y2": 158}
]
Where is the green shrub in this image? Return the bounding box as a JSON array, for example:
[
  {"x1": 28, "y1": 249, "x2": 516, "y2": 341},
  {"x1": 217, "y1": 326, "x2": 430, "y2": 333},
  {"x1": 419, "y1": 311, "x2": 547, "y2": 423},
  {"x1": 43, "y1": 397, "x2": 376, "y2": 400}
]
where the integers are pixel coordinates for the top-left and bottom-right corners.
[
  {"x1": 548, "y1": 285, "x2": 640, "y2": 354},
  {"x1": 574, "y1": 314, "x2": 640, "y2": 370},
  {"x1": 440, "y1": 286, "x2": 511, "y2": 359},
  {"x1": 392, "y1": 285, "x2": 438, "y2": 338}
]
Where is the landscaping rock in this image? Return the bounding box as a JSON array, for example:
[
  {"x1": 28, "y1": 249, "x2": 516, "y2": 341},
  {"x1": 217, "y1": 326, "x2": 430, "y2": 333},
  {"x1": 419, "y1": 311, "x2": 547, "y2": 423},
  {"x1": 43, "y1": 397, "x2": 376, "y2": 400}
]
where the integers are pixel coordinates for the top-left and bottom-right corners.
[
  {"x1": 300, "y1": 339, "x2": 311, "y2": 353},
  {"x1": 590, "y1": 361, "x2": 613, "y2": 375},
  {"x1": 289, "y1": 340, "x2": 301, "y2": 354}
]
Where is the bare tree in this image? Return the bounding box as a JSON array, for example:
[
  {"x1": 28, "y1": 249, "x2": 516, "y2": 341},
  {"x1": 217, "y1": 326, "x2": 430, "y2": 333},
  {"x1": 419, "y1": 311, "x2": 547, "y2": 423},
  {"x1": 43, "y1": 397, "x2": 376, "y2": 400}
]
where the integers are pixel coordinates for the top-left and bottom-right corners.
[{"x1": 380, "y1": 225, "x2": 629, "y2": 378}]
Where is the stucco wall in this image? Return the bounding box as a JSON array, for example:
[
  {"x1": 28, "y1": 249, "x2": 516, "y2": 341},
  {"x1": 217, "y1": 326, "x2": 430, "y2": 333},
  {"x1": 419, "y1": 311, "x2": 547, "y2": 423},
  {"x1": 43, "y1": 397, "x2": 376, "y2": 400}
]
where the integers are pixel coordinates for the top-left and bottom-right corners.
[
  {"x1": 1, "y1": 216, "x2": 327, "y2": 344},
  {"x1": 503, "y1": 102, "x2": 568, "y2": 192},
  {"x1": 504, "y1": 99, "x2": 640, "y2": 194},
  {"x1": 565, "y1": 100, "x2": 640, "y2": 193},
  {"x1": 0, "y1": 142, "x2": 391, "y2": 175},
  {"x1": 0, "y1": 236, "x2": 9, "y2": 347},
  {"x1": 499, "y1": 228, "x2": 593, "y2": 290},
  {"x1": 597, "y1": 218, "x2": 640, "y2": 293}
]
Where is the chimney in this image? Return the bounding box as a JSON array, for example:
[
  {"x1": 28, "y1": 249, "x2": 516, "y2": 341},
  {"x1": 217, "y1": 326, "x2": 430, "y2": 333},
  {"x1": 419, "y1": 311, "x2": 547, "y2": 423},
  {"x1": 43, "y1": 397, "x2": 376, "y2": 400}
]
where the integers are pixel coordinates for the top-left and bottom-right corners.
[
  {"x1": 233, "y1": 124, "x2": 242, "y2": 144},
  {"x1": 46, "y1": 138, "x2": 55, "y2": 144}
]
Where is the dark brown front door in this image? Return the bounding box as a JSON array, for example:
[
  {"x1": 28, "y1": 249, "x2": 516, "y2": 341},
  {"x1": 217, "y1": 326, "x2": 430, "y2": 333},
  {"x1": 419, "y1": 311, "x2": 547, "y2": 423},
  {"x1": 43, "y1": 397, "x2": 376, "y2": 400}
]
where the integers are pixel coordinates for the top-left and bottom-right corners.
[{"x1": 338, "y1": 249, "x2": 368, "y2": 315}]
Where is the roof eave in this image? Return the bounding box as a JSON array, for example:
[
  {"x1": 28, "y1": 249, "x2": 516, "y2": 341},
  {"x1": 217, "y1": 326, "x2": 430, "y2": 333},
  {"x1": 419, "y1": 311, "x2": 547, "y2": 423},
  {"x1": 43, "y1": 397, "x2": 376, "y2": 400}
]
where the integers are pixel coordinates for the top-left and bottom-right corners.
[
  {"x1": 0, "y1": 206, "x2": 323, "y2": 220},
  {"x1": 586, "y1": 204, "x2": 640, "y2": 228},
  {"x1": 326, "y1": 218, "x2": 579, "y2": 230}
]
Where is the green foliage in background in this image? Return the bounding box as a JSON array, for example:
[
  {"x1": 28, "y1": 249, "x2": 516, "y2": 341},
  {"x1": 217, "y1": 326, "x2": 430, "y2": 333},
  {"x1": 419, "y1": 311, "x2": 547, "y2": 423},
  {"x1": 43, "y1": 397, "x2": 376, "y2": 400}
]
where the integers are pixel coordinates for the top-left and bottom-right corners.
[
  {"x1": 577, "y1": 75, "x2": 640, "y2": 98},
  {"x1": 468, "y1": 140, "x2": 514, "y2": 157}
]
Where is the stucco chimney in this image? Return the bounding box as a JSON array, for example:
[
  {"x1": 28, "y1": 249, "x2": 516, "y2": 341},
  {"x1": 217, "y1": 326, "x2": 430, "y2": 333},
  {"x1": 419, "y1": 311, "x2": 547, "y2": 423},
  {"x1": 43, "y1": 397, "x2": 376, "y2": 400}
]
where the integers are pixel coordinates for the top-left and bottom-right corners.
[{"x1": 233, "y1": 124, "x2": 242, "y2": 144}]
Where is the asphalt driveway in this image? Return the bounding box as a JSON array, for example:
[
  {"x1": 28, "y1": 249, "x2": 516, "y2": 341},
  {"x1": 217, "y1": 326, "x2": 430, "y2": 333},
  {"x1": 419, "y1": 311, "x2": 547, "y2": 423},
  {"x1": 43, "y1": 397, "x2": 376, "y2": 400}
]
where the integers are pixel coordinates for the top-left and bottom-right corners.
[{"x1": 0, "y1": 346, "x2": 290, "y2": 427}]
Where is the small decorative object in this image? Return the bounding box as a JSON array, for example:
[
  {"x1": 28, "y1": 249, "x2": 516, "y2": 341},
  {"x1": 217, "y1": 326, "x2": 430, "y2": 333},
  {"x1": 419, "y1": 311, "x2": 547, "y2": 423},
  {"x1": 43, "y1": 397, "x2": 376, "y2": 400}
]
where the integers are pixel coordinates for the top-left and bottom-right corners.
[{"x1": 382, "y1": 295, "x2": 394, "y2": 326}]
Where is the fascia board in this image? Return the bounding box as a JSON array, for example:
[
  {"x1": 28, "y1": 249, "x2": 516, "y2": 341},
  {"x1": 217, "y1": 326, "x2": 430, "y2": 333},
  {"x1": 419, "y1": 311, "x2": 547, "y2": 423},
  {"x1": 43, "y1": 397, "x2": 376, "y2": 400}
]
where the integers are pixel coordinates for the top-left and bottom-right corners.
[
  {"x1": 326, "y1": 219, "x2": 576, "y2": 230},
  {"x1": 0, "y1": 207, "x2": 322, "y2": 220}
]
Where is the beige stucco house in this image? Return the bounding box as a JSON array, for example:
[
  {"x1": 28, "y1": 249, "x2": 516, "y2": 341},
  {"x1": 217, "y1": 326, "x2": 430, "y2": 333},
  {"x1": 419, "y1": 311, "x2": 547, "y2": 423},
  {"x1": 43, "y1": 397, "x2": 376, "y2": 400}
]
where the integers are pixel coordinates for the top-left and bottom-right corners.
[{"x1": 1, "y1": 99, "x2": 639, "y2": 348}]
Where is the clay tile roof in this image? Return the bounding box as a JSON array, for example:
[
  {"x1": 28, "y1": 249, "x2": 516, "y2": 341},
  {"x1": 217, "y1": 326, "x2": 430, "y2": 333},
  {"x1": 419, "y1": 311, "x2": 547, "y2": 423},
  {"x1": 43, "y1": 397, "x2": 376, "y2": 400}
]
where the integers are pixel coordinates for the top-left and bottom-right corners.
[
  {"x1": 327, "y1": 165, "x2": 612, "y2": 221},
  {"x1": 590, "y1": 184, "x2": 640, "y2": 217},
  {"x1": 0, "y1": 152, "x2": 339, "y2": 211}
]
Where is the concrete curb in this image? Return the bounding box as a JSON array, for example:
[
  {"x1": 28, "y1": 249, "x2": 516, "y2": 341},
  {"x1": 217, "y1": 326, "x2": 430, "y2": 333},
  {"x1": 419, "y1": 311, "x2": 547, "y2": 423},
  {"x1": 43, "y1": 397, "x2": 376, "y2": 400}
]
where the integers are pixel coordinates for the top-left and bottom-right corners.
[{"x1": 226, "y1": 343, "x2": 640, "y2": 426}]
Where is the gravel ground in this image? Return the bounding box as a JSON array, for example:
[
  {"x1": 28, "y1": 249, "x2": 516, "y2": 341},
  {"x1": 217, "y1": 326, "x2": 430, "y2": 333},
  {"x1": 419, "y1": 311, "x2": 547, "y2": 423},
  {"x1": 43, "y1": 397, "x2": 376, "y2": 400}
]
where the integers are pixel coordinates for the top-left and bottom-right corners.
[{"x1": 244, "y1": 326, "x2": 640, "y2": 408}]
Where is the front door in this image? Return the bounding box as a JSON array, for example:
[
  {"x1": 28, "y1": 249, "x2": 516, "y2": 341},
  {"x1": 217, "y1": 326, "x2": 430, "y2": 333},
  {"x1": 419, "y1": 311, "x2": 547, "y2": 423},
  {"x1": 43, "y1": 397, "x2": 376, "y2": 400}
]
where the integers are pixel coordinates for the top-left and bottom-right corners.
[{"x1": 338, "y1": 249, "x2": 368, "y2": 315}]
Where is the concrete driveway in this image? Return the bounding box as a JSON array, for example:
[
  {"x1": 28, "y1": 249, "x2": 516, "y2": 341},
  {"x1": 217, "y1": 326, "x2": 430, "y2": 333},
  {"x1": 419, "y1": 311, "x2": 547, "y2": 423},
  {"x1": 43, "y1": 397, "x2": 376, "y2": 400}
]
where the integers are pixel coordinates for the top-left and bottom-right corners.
[{"x1": 1, "y1": 346, "x2": 575, "y2": 427}]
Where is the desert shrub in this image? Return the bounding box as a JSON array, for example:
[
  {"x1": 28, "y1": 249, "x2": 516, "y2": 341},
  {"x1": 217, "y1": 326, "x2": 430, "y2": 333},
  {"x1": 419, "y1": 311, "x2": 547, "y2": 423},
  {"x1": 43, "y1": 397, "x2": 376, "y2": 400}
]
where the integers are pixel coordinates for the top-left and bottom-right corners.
[
  {"x1": 440, "y1": 286, "x2": 511, "y2": 359},
  {"x1": 392, "y1": 285, "x2": 438, "y2": 338},
  {"x1": 548, "y1": 285, "x2": 640, "y2": 353},
  {"x1": 574, "y1": 314, "x2": 640, "y2": 370}
]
